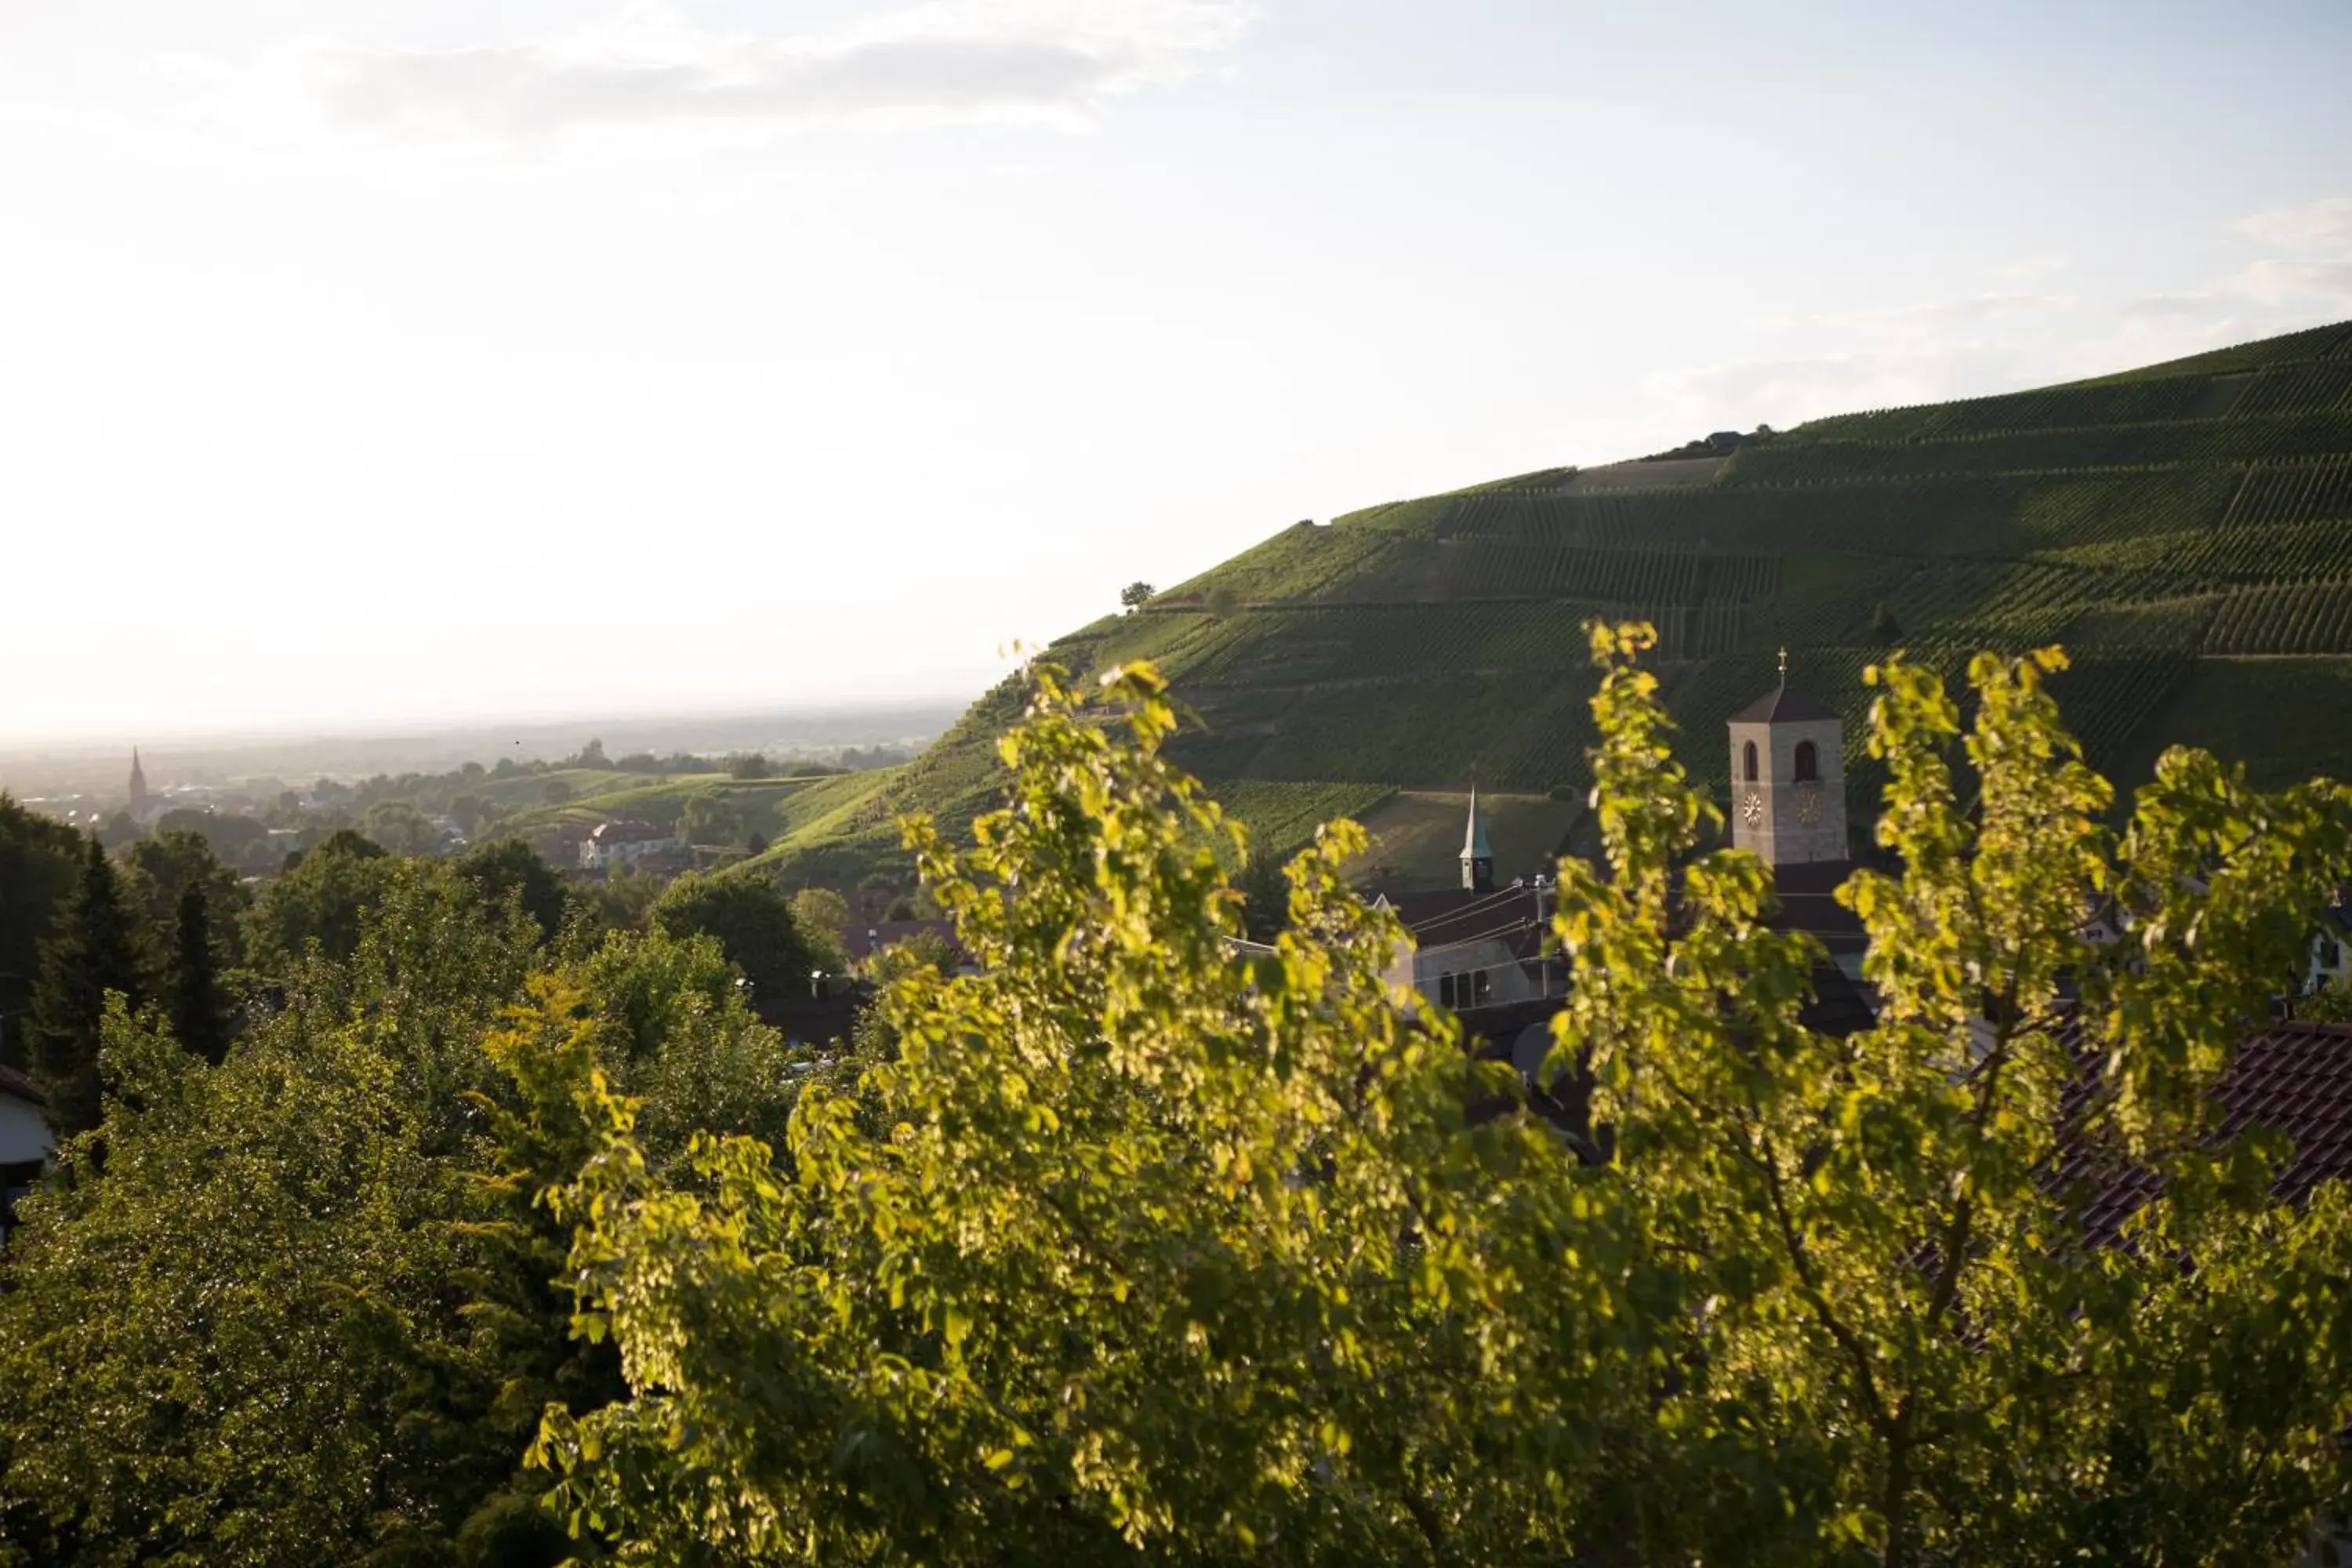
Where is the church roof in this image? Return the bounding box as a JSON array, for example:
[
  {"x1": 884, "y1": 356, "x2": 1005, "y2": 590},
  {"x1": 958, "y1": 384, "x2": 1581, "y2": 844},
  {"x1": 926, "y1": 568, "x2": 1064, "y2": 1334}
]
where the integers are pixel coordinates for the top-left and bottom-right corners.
[
  {"x1": 1461, "y1": 787, "x2": 1493, "y2": 861},
  {"x1": 1730, "y1": 684, "x2": 1838, "y2": 724}
]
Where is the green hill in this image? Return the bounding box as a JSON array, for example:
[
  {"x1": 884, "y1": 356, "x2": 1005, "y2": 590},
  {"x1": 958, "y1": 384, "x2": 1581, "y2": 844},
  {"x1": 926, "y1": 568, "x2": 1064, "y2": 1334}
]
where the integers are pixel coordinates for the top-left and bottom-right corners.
[{"x1": 779, "y1": 319, "x2": 2352, "y2": 888}]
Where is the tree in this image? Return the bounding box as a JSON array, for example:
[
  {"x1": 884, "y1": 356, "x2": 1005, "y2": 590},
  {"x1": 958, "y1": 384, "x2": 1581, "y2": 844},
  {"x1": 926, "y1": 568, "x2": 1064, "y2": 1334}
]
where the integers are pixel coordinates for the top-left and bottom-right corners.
[
  {"x1": 726, "y1": 752, "x2": 774, "y2": 781},
  {"x1": 120, "y1": 829, "x2": 249, "y2": 975},
  {"x1": 648, "y1": 871, "x2": 812, "y2": 1000},
  {"x1": 1871, "y1": 600, "x2": 1902, "y2": 643},
  {"x1": 1540, "y1": 624, "x2": 2352, "y2": 1565},
  {"x1": 678, "y1": 791, "x2": 744, "y2": 850},
  {"x1": 245, "y1": 829, "x2": 394, "y2": 971},
  {"x1": 165, "y1": 880, "x2": 234, "y2": 1065},
  {"x1": 789, "y1": 886, "x2": 853, "y2": 973},
  {"x1": 1120, "y1": 581, "x2": 1155, "y2": 612},
  {"x1": 1203, "y1": 583, "x2": 1240, "y2": 619},
  {"x1": 1236, "y1": 850, "x2": 1290, "y2": 942},
  {"x1": 449, "y1": 793, "x2": 490, "y2": 834},
  {"x1": 576, "y1": 864, "x2": 666, "y2": 936},
  {"x1": 538, "y1": 663, "x2": 1628, "y2": 1562},
  {"x1": 154, "y1": 808, "x2": 270, "y2": 869},
  {"x1": 0, "y1": 868, "x2": 801, "y2": 1566},
  {"x1": 361, "y1": 800, "x2": 445, "y2": 857},
  {"x1": 575, "y1": 738, "x2": 609, "y2": 768},
  {"x1": 27, "y1": 837, "x2": 146, "y2": 1137},
  {"x1": 540, "y1": 640, "x2": 2352, "y2": 1566},
  {"x1": 0, "y1": 796, "x2": 87, "y2": 1066},
  {"x1": 455, "y1": 838, "x2": 571, "y2": 946}
]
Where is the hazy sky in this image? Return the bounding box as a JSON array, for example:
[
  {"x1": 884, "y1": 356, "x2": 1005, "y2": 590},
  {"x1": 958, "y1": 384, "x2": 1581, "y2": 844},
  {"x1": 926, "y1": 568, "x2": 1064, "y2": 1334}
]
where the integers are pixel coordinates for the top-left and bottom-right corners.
[{"x1": 5, "y1": 1, "x2": 2349, "y2": 742}]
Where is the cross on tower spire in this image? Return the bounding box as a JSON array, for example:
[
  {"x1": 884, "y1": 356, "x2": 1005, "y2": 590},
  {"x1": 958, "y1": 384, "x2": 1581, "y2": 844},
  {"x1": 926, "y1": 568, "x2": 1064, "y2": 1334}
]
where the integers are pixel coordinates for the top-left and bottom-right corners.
[{"x1": 1777, "y1": 646, "x2": 1789, "y2": 686}]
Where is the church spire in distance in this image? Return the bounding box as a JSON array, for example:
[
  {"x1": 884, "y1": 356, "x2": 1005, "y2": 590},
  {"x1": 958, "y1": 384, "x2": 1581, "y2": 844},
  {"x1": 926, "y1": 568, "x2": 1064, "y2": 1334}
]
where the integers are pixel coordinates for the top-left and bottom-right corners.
[{"x1": 129, "y1": 748, "x2": 148, "y2": 810}]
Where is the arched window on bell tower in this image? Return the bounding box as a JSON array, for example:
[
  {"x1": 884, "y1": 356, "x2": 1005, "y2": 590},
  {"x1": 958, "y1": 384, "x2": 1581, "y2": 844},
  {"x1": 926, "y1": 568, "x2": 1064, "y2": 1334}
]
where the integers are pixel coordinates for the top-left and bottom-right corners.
[
  {"x1": 1742, "y1": 740, "x2": 1759, "y2": 782},
  {"x1": 1794, "y1": 740, "x2": 1819, "y2": 782}
]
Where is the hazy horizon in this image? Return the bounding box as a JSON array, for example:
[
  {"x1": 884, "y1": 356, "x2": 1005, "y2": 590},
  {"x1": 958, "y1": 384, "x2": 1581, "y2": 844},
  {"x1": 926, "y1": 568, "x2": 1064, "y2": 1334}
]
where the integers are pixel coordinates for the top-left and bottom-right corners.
[
  {"x1": 0, "y1": 692, "x2": 974, "y2": 757},
  {"x1": 6, "y1": 0, "x2": 2350, "y2": 741}
]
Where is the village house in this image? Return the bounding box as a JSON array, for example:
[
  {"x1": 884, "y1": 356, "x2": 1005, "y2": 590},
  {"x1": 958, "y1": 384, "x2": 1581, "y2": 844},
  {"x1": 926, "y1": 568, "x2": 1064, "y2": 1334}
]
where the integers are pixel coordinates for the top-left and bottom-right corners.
[
  {"x1": 579, "y1": 819, "x2": 681, "y2": 873},
  {"x1": 0, "y1": 1066, "x2": 50, "y2": 1242}
]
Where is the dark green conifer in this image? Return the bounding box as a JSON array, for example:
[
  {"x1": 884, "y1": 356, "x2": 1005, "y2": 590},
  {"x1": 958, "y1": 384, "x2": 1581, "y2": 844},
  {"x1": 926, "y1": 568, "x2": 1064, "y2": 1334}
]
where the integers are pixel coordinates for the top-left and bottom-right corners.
[
  {"x1": 167, "y1": 880, "x2": 233, "y2": 1065},
  {"x1": 29, "y1": 836, "x2": 145, "y2": 1136}
]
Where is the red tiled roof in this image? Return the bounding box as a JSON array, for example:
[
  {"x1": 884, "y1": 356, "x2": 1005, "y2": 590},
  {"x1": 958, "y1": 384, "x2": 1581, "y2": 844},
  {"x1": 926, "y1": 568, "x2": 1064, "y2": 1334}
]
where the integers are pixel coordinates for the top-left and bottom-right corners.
[{"x1": 2056, "y1": 1019, "x2": 2352, "y2": 1246}]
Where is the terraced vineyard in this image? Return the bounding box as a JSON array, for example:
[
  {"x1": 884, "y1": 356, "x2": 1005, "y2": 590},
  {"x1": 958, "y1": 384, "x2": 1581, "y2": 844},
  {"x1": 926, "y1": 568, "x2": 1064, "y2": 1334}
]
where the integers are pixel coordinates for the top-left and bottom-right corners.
[{"x1": 780, "y1": 319, "x2": 2352, "y2": 889}]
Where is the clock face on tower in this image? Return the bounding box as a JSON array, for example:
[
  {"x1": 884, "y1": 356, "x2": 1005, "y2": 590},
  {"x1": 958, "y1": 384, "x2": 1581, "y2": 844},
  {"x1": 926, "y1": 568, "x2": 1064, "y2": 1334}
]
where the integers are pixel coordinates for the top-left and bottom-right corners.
[
  {"x1": 1795, "y1": 784, "x2": 1822, "y2": 825},
  {"x1": 1740, "y1": 789, "x2": 1764, "y2": 827}
]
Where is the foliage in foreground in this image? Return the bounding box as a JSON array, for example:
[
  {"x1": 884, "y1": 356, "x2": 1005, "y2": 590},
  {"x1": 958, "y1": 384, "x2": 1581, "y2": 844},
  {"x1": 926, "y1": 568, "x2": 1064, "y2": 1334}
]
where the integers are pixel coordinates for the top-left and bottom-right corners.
[
  {"x1": 7, "y1": 627, "x2": 2352, "y2": 1566},
  {"x1": 539, "y1": 635, "x2": 2352, "y2": 1566},
  {"x1": 0, "y1": 861, "x2": 805, "y2": 1566}
]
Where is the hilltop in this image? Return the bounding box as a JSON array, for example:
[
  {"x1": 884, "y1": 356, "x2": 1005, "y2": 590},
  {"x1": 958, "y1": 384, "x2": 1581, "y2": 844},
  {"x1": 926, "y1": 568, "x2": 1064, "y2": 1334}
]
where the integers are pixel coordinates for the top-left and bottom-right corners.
[{"x1": 757, "y1": 319, "x2": 2352, "y2": 890}]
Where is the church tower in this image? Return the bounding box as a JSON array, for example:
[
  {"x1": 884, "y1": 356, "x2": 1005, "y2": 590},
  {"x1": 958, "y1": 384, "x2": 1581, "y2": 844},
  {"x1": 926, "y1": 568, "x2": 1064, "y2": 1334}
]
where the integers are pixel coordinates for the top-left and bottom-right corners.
[
  {"x1": 1727, "y1": 655, "x2": 1846, "y2": 866},
  {"x1": 129, "y1": 749, "x2": 149, "y2": 811},
  {"x1": 1461, "y1": 786, "x2": 1494, "y2": 893}
]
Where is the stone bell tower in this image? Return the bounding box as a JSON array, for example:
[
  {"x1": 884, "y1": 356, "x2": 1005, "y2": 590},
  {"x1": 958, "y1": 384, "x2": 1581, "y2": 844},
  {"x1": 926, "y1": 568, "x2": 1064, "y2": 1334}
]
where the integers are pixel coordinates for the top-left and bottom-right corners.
[{"x1": 1727, "y1": 651, "x2": 1846, "y2": 866}]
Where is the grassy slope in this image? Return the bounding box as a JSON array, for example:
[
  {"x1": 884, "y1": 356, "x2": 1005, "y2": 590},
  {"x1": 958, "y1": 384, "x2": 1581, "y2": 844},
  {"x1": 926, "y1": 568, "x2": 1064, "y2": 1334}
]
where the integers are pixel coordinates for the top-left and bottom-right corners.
[
  {"x1": 501, "y1": 773, "x2": 873, "y2": 841},
  {"x1": 832, "y1": 319, "x2": 2352, "y2": 886}
]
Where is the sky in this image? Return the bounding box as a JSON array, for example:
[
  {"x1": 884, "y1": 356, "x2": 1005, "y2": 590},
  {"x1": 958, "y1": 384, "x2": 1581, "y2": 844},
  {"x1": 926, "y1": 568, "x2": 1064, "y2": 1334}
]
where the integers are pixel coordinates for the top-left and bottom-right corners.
[{"x1": 3, "y1": 0, "x2": 2349, "y2": 743}]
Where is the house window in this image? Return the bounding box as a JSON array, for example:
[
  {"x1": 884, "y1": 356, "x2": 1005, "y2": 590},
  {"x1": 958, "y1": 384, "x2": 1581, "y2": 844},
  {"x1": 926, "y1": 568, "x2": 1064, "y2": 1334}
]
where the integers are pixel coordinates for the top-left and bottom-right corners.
[
  {"x1": 1742, "y1": 740, "x2": 1759, "y2": 782},
  {"x1": 2321, "y1": 937, "x2": 2343, "y2": 973},
  {"x1": 1437, "y1": 971, "x2": 1494, "y2": 1011},
  {"x1": 1794, "y1": 739, "x2": 1819, "y2": 783}
]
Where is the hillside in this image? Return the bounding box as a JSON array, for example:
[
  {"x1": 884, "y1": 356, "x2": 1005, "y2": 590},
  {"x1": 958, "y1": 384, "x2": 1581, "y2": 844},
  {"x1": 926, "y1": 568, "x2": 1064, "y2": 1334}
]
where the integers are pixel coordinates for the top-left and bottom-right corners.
[{"x1": 775, "y1": 318, "x2": 2352, "y2": 889}]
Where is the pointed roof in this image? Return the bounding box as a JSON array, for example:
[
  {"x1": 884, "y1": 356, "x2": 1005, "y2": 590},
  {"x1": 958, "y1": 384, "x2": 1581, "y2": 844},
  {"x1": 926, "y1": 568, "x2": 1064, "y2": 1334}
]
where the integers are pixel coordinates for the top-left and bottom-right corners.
[
  {"x1": 1730, "y1": 685, "x2": 1838, "y2": 724},
  {"x1": 1461, "y1": 786, "x2": 1493, "y2": 862}
]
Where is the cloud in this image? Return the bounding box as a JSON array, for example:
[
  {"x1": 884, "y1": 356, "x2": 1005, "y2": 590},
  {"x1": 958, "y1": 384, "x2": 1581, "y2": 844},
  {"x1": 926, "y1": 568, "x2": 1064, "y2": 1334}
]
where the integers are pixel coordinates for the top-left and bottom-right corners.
[
  {"x1": 296, "y1": 0, "x2": 1254, "y2": 142},
  {"x1": 1572, "y1": 196, "x2": 2352, "y2": 459},
  {"x1": 2106, "y1": 194, "x2": 2352, "y2": 348},
  {"x1": 2230, "y1": 196, "x2": 2352, "y2": 260},
  {"x1": 2234, "y1": 257, "x2": 2352, "y2": 309},
  {"x1": 1759, "y1": 292, "x2": 2074, "y2": 343}
]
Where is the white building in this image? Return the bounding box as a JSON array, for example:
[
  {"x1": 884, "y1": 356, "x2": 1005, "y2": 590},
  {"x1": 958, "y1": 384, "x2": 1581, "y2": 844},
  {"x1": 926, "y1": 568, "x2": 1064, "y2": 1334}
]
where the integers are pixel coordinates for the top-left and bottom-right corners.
[
  {"x1": 579, "y1": 820, "x2": 681, "y2": 872},
  {"x1": 1, "y1": 1066, "x2": 52, "y2": 1240}
]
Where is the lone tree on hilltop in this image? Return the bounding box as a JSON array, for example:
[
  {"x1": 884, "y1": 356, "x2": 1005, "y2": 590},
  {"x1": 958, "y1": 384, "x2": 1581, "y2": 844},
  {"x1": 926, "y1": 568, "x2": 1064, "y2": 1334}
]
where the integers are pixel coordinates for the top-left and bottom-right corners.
[
  {"x1": 1120, "y1": 581, "x2": 1156, "y2": 612},
  {"x1": 1871, "y1": 601, "x2": 1903, "y2": 643},
  {"x1": 30, "y1": 836, "x2": 146, "y2": 1136}
]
